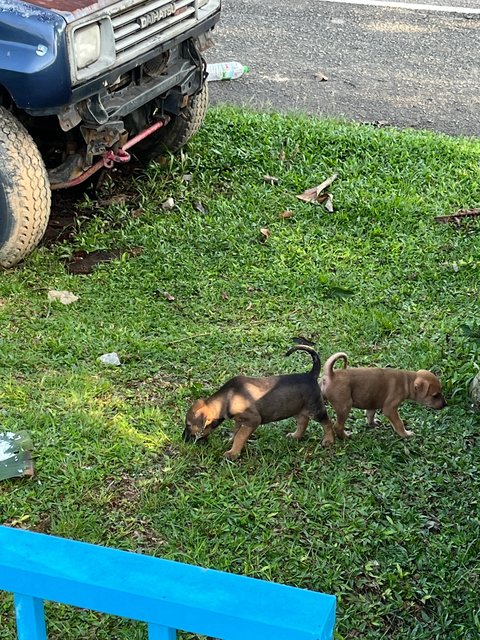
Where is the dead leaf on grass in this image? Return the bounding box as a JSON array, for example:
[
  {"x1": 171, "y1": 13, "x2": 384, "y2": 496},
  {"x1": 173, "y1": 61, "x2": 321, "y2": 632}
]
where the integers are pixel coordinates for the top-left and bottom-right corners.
[
  {"x1": 263, "y1": 175, "x2": 279, "y2": 185},
  {"x1": 324, "y1": 194, "x2": 334, "y2": 213},
  {"x1": 163, "y1": 291, "x2": 175, "y2": 302},
  {"x1": 260, "y1": 227, "x2": 270, "y2": 242},
  {"x1": 193, "y1": 201, "x2": 207, "y2": 215},
  {"x1": 297, "y1": 173, "x2": 338, "y2": 209},
  {"x1": 99, "y1": 194, "x2": 128, "y2": 207},
  {"x1": 221, "y1": 291, "x2": 229, "y2": 300},
  {"x1": 47, "y1": 290, "x2": 79, "y2": 305},
  {"x1": 362, "y1": 467, "x2": 378, "y2": 476},
  {"x1": 279, "y1": 210, "x2": 294, "y2": 219},
  {"x1": 162, "y1": 197, "x2": 175, "y2": 211}
]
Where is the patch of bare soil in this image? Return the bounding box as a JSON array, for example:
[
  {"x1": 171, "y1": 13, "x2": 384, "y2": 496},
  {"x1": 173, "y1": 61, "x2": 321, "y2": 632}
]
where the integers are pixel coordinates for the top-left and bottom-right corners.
[{"x1": 44, "y1": 165, "x2": 145, "y2": 271}]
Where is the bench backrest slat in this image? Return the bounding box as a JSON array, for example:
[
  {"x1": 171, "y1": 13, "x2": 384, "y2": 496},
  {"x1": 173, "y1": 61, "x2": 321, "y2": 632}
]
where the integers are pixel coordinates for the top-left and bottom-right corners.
[{"x1": 0, "y1": 526, "x2": 336, "y2": 640}]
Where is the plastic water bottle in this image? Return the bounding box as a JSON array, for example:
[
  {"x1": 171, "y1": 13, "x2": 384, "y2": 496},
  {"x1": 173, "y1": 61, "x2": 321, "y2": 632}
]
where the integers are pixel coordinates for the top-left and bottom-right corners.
[{"x1": 206, "y1": 61, "x2": 249, "y2": 81}]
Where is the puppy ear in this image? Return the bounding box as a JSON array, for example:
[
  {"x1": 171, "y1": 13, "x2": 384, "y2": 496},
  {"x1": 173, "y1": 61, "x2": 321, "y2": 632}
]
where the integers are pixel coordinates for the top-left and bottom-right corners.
[
  {"x1": 192, "y1": 401, "x2": 211, "y2": 426},
  {"x1": 192, "y1": 398, "x2": 206, "y2": 412},
  {"x1": 414, "y1": 377, "x2": 429, "y2": 398}
]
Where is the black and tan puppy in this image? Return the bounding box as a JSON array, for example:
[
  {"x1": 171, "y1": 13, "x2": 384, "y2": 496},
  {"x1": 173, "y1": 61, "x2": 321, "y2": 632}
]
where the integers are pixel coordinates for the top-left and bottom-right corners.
[
  {"x1": 320, "y1": 352, "x2": 447, "y2": 441},
  {"x1": 183, "y1": 345, "x2": 334, "y2": 459}
]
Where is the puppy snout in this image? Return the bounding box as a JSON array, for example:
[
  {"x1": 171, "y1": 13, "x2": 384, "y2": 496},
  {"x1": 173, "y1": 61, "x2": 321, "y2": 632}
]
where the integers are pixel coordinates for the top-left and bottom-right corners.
[
  {"x1": 431, "y1": 394, "x2": 447, "y2": 409},
  {"x1": 183, "y1": 426, "x2": 208, "y2": 444}
]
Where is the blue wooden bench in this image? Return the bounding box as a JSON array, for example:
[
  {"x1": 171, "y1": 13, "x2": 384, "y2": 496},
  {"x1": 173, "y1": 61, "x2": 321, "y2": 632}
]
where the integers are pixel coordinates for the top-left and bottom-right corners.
[{"x1": 0, "y1": 526, "x2": 336, "y2": 640}]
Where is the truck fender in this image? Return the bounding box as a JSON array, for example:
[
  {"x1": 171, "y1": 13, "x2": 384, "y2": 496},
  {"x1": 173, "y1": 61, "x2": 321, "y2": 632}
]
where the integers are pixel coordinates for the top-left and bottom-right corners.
[{"x1": 0, "y1": 6, "x2": 71, "y2": 109}]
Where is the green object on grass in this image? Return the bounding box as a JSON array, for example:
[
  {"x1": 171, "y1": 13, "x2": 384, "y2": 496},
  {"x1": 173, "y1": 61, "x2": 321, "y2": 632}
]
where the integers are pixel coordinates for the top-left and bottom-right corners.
[{"x1": 0, "y1": 431, "x2": 34, "y2": 481}]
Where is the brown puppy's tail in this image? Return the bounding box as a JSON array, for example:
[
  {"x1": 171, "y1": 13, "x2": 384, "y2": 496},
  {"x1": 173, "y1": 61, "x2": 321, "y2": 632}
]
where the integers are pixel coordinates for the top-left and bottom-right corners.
[
  {"x1": 323, "y1": 352, "x2": 349, "y2": 381},
  {"x1": 285, "y1": 344, "x2": 321, "y2": 380}
]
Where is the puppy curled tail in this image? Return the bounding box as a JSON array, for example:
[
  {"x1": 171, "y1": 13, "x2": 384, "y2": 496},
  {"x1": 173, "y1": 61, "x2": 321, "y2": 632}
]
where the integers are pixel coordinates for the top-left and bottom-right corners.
[
  {"x1": 285, "y1": 345, "x2": 321, "y2": 380},
  {"x1": 323, "y1": 352, "x2": 349, "y2": 382}
]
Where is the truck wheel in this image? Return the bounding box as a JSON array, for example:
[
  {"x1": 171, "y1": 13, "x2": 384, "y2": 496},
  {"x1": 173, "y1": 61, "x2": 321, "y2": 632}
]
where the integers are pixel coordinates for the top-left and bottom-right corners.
[
  {"x1": 0, "y1": 107, "x2": 51, "y2": 268},
  {"x1": 136, "y1": 83, "x2": 209, "y2": 160}
]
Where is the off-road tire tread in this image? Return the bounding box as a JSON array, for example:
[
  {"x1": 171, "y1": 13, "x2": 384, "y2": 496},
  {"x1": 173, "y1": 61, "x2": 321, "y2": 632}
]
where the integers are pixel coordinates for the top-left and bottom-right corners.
[
  {"x1": 0, "y1": 106, "x2": 51, "y2": 268},
  {"x1": 139, "y1": 84, "x2": 209, "y2": 159}
]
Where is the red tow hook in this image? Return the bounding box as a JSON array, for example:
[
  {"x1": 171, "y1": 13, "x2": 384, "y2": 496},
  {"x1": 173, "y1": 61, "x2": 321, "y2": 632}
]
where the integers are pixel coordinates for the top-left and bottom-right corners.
[
  {"x1": 103, "y1": 148, "x2": 131, "y2": 168},
  {"x1": 50, "y1": 117, "x2": 170, "y2": 190}
]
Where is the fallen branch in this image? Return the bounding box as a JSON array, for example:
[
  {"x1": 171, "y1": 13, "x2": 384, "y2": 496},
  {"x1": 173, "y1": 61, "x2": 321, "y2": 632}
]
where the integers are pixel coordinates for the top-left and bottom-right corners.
[
  {"x1": 297, "y1": 173, "x2": 338, "y2": 205},
  {"x1": 435, "y1": 208, "x2": 480, "y2": 223}
]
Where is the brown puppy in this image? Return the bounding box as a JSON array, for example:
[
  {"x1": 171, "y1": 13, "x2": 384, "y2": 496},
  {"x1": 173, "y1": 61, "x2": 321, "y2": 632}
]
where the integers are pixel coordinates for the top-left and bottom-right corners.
[
  {"x1": 320, "y1": 352, "x2": 446, "y2": 441},
  {"x1": 183, "y1": 345, "x2": 334, "y2": 459}
]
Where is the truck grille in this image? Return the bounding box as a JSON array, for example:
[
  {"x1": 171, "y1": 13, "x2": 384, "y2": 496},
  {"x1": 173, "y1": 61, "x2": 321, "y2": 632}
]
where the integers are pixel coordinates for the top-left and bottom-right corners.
[{"x1": 111, "y1": 0, "x2": 197, "y2": 64}]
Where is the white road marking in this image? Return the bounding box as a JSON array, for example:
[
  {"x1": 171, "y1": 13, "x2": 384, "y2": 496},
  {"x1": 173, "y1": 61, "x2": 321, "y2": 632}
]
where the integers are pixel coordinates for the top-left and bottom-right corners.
[{"x1": 320, "y1": 0, "x2": 480, "y2": 14}]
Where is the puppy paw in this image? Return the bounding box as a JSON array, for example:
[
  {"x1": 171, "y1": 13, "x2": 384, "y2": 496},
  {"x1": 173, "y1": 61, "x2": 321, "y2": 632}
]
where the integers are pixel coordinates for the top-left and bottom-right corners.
[
  {"x1": 321, "y1": 436, "x2": 334, "y2": 447},
  {"x1": 403, "y1": 430, "x2": 415, "y2": 438},
  {"x1": 335, "y1": 429, "x2": 352, "y2": 440},
  {"x1": 287, "y1": 431, "x2": 302, "y2": 440},
  {"x1": 224, "y1": 449, "x2": 240, "y2": 461}
]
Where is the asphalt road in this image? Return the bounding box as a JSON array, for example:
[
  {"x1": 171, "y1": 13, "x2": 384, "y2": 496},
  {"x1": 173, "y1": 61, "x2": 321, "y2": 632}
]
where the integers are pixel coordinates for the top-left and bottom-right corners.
[{"x1": 206, "y1": 0, "x2": 480, "y2": 137}]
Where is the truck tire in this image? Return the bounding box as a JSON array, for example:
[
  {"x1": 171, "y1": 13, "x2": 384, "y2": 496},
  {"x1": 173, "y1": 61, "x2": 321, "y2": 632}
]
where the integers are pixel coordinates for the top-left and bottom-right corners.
[
  {"x1": 136, "y1": 83, "x2": 209, "y2": 160},
  {"x1": 0, "y1": 107, "x2": 51, "y2": 268}
]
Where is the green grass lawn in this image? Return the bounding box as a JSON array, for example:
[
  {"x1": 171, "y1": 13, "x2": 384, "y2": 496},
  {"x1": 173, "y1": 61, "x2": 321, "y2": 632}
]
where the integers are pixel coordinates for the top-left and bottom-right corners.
[{"x1": 0, "y1": 107, "x2": 479, "y2": 640}]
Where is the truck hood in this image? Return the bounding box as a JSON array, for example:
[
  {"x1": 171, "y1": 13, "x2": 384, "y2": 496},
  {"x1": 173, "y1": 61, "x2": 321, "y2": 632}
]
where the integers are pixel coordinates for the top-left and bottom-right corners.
[{"x1": 18, "y1": 0, "x2": 133, "y2": 21}]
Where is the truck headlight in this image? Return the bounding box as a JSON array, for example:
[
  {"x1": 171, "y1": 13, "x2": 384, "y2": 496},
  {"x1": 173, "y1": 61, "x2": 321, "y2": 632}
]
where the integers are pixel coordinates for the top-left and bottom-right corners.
[
  {"x1": 68, "y1": 18, "x2": 115, "y2": 84},
  {"x1": 198, "y1": 0, "x2": 221, "y2": 11},
  {"x1": 74, "y1": 23, "x2": 101, "y2": 70}
]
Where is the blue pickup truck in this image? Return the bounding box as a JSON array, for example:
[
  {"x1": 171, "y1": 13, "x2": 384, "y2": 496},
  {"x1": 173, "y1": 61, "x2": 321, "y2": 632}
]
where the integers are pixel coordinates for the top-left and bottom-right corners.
[{"x1": 0, "y1": 0, "x2": 221, "y2": 267}]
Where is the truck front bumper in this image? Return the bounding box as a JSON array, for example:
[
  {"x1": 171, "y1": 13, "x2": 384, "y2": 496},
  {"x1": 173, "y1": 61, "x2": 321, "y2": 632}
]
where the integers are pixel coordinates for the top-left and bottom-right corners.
[
  {"x1": 72, "y1": 38, "x2": 205, "y2": 130},
  {"x1": 24, "y1": 9, "x2": 219, "y2": 119}
]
